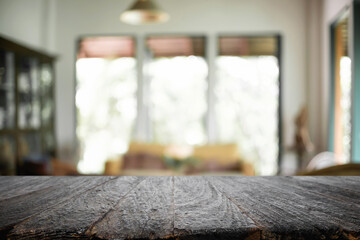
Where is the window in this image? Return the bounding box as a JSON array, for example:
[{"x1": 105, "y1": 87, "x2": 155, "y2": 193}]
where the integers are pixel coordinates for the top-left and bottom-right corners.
[
  {"x1": 76, "y1": 36, "x2": 137, "y2": 174},
  {"x1": 216, "y1": 36, "x2": 280, "y2": 175},
  {"x1": 75, "y1": 34, "x2": 282, "y2": 175},
  {"x1": 146, "y1": 36, "x2": 207, "y2": 145},
  {"x1": 330, "y1": 13, "x2": 352, "y2": 163}
]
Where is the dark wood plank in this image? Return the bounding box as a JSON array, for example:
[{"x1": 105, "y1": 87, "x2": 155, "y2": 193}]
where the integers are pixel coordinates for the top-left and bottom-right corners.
[
  {"x1": 173, "y1": 177, "x2": 259, "y2": 239},
  {"x1": 299, "y1": 176, "x2": 360, "y2": 193},
  {"x1": 1, "y1": 176, "x2": 360, "y2": 239},
  {"x1": 0, "y1": 176, "x2": 51, "y2": 200},
  {"x1": 8, "y1": 176, "x2": 144, "y2": 239},
  {"x1": 252, "y1": 177, "x2": 360, "y2": 235},
  {"x1": 269, "y1": 176, "x2": 360, "y2": 206},
  {"x1": 0, "y1": 177, "x2": 115, "y2": 232},
  {"x1": 208, "y1": 177, "x2": 360, "y2": 239},
  {"x1": 0, "y1": 176, "x2": 53, "y2": 200},
  {"x1": 0, "y1": 176, "x2": 49, "y2": 190},
  {"x1": 88, "y1": 177, "x2": 174, "y2": 239}
]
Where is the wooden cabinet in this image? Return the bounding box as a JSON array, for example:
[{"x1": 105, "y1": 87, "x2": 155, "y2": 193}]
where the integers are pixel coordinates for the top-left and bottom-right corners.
[{"x1": 0, "y1": 36, "x2": 56, "y2": 175}]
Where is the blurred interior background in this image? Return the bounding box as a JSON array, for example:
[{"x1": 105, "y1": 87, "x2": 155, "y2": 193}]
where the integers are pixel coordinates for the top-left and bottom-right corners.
[{"x1": 0, "y1": 0, "x2": 360, "y2": 176}]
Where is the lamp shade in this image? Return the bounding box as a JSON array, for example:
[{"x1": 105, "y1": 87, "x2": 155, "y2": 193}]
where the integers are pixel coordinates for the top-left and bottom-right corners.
[{"x1": 120, "y1": 0, "x2": 169, "y2": 25}]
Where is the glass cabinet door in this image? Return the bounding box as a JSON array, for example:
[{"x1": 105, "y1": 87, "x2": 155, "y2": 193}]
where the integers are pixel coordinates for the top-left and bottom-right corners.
[
  {"x1": 19, "y1": 132, "x2": 42, "y2": 157},
  {"x1": 0, "y1": 50, "x2": 15, "y2": 130},
  {"x1": 40, "y1": 63, "x2": 55, "y2": 155},
  {"x1": 40, "y1": 63, "x2": 54, "y2": 126},
  {"x1": 0, "y1": 36, "x2": 57, "y2": 174},
  {"x1": 18, "y1": 57, "x2": 41, "y2": 129}
]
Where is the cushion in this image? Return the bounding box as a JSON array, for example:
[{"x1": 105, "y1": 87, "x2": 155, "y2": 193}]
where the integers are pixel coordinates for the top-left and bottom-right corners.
[
  {"x1": 123, "y1": 142, "x2": 167, "y2": 170},
  {"x1": 190, "y1": 143, "x2": 241, "y2": 172},
  {"x1": 127, "y1": 141, "x2": 166, "y2": 157},
  {"x1": 192, "y1": 143, "x2": 239, "y2": 165}
]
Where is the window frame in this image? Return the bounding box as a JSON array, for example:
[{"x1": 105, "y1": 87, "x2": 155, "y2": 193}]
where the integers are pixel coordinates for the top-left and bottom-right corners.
[
  {"x1": 216, "y1": 33, "x2": 283, "y2": 172},
  {"x1": 74, "y1": 33, "x2": 283, "y2": 172},
  {"x1": 329, "y1": 10, "x2": 351, "y2": 160},
  {"x1": 143, "y1": 34, "x2": 208, "y2": 144},
  {"x1": 352, "y1": 0, "x2": 360, "y2": 162},
  {"x1": 329, "y1": 1, "x2": 360, "y2": 163},
  {"x1": 74, "y1": 34, "x2": 138, "y2": 173}
]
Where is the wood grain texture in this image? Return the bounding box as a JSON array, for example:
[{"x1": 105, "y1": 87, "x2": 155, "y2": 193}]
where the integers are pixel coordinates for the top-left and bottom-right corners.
[
  {"x1": 0, "y1": 177, "x2": 115, "y2": 232},
  {"x1": 173, "y1": 177, "x2": 259, "y2": 239},
  {"x1": 8, "y1": 176, "x2": 144, "y2": 239},
  {"x1": 257, "y1": 177, "x2": 360, "y2": 236},
  {"x1": 88, "y1": 177, "x2": 174, "y2": 239},
  {"x1": 0, "y1": 176, "x2": 359, "y2": 240},
  {"x1": 299, "y1": 176, "x2": 360, "y2": 193},
  {"x1": 269, "y1": 176, "x2": 360, "y2": 206},
  {"x1": 208, "y1": 177, "x2": 360, "y2": 239},
  {"x1": 0, "y1": 176, "x2": 53, "y2": 201}
]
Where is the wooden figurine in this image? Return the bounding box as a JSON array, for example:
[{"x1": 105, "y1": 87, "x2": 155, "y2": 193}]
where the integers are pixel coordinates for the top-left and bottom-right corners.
[{"x1": 293, "y1": 106, "x2": 314, "y2": 170}]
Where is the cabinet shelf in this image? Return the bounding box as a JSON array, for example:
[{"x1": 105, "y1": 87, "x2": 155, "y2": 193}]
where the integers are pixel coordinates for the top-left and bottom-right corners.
[{"x1": 0, "y1": 35, "x2": 57, "y2": 175}]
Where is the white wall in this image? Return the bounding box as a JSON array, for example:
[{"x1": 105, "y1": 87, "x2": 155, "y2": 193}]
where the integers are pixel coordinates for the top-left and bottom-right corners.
[
  {"x1": 54, "y1": 0, "x2": 309, "y2": 164},
  {"x1": 306, "y1": 0, "x2": 323, "y2": 153},
  {"x1": 0, "y1": 0, "x2": 56, "y2": 53}
]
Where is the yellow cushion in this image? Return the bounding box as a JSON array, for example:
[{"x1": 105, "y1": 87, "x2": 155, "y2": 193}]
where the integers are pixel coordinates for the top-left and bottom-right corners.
[
  {"x1": 192, "y1": 143, "x2": 239, "y2": 165},
  {"x1": 127, "y1": 141, "x2": 166, "y2": 157},
  {"x1": 104, "y1": 157, "x2": 123, "y2": 175}
]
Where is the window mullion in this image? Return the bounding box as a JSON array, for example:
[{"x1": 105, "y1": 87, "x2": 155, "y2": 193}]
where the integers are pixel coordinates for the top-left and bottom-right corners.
[
  {"x1": 206, "y1": 34, "x2": 218, "y2": 144},
  {"x1": 134, "y1": 34, "x2": 150, "y2": 142}
]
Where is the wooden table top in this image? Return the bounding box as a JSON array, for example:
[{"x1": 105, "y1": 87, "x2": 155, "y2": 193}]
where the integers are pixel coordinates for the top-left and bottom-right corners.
[{"x1": 0, "y1": 176, "x2": 359, "y2": 239}]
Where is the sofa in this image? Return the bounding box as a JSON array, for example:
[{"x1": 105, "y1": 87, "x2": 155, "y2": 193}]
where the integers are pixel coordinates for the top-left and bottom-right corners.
[{"x1": 104, "y1": 142, "x2": 255, "y2": 176}]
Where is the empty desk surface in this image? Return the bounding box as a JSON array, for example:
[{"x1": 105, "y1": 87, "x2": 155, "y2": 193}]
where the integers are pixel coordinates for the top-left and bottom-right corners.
[{"x1": 0, "y1": 176, "x2": 359, "y2": 239}]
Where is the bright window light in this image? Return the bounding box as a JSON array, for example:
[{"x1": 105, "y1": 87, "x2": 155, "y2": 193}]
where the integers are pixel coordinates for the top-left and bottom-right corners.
[
  {"x1": 215, "y1": 56, "x2": 279, "y2": 175},
  {"x1": 76, "y1": 58, "x2": 137, "y2": 174},
  {"x1": 148, "y1": 56, "x2": 208, "y2": 145},
  {"x1": 340, "y1": 56, "x2": 352, "y2": 163}
]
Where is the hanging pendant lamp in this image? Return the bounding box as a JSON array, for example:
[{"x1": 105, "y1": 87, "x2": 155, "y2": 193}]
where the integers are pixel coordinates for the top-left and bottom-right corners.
[{"x1": 120, "y1": 0, "x2": 169, "y2": 25}]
